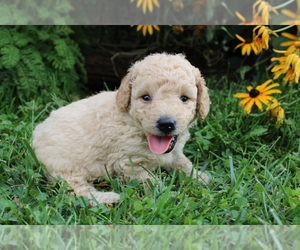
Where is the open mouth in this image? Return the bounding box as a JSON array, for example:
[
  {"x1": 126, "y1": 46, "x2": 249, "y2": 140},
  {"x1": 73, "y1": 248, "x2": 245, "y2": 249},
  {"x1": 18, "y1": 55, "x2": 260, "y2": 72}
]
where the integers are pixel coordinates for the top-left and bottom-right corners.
[{"x1": 147, "y1": 134, "x2": 178, "y2": 154}]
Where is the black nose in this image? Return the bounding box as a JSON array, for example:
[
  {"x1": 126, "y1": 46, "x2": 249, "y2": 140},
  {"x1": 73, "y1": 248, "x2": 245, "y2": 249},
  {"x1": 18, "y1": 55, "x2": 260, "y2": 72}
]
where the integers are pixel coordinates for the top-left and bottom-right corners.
[{"x1": 157, "y1": 117, "x2": 176, "y2": 134}]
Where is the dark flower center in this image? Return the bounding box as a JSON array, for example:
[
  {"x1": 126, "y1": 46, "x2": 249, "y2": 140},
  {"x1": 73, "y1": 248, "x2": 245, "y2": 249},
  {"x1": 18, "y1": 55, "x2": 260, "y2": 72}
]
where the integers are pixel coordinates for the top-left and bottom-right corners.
[{"x1": 249, "y1": 88, "x2": 260, "y2": 98}]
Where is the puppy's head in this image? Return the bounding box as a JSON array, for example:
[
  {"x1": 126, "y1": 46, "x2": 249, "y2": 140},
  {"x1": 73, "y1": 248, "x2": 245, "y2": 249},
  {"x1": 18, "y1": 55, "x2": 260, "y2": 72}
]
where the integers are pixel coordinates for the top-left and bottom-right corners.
[{"x1": 116, "y1": 53, "x2": 210, "y2": 154}]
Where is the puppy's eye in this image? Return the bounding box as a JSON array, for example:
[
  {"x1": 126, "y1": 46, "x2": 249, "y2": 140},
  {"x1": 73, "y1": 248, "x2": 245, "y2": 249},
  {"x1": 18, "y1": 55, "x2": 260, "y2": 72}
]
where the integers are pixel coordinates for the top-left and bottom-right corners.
[
  {"x1": 180, "y1": 96, "x2": 189, "y2": 102},
  {"x1": 141, "y1": 95, "x2": 151, "y2": 102}
]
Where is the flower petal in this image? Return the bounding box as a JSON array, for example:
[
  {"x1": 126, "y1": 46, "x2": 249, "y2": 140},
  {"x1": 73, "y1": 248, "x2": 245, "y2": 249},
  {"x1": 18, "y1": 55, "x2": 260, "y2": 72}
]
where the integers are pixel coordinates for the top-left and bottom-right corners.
[
  {"x1": 256, "y1": 79, "x2": 273, "y2": 91},
  {"x1": 271, "y1": 64, "x2": 285, "y2": 72},
  {"x1": 280, "y1": 41, "x2": 296, "y2": 47},
  {"x1": 234, "y1": 43, "x2": 245, "y2": 51},
  {"x1": 247, "y1": 86, "x2": 254, "y2": 92},
  {"x1": 235, "y1": 11, "x2": 246, "y2": 22},
  {"x1": 137, "y1": 0, "x2": 143, "y2": 7},
  {"x1": 142, "y1": 25, "x2": 147, "y2": 36},
  {"x1": 259, "y1": 95, "x2": 275, "y2": 105},
  {"x1": 153, "y1": 0, "x2": 160, "y2": 7},
  {"x1": 234, "y1": 93, "x2": 250, "y2": 98},
  {"x1": 283, "y1": 54, "x2": 296, "y2": 72},
  {"x1": 261, "y1": 83, "x2": 280, "y2": 92},
  {"x1": 281, "y1": 32, "x2": 298, "y2": 41},
  {"x1": 243, "y1": 98, "x2": 255, "y2": 113},
  {"x1": 262, "y1": 89, "x2": 282, "y2": 95},
  {"x1": 281, "y1": 9, "x2": 298, "y2": 19},
  {"x1": 239, "y1": 97, "x2": 251, "y2": 105},
  {"x1": 271, "y1": 57, "x2": 287, "y2": 62},
  {"x1": 153, "y1": 25, "x2": 160, "y2": 31},
  {"x1": 235, "y1": 34, "x2": 246, "y2": 42},
  {"x1": 147, "y1": 0, "x2": 153, "y2": 12},
  {"x1": 254, "y1": 98, "x2": 263, "y2": 110}
]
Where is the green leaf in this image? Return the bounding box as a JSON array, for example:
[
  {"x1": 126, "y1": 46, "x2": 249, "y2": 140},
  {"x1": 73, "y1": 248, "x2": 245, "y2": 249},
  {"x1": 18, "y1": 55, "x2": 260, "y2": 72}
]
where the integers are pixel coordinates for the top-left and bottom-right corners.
[
  {"x1": 0, "y1": 45, "x2": 20, "y2": 69},
  {"x1": 133, "y1": 200, "x2": 143, "y2": 212},
  {"x1": 236, "y1": 197, "x2": 248, "y2": 207},
  {"x1": 0, "y1": 27, "x2": 12, "y2": 47},
  {"x1": 13, "y1": 32, "x2": 34, "y2": 47},
  {"x1": 53, "y1": 39, "x2": 76, "y2": 69},
  {"x1": 36, "y1": 192, "x2": 49, "y2": 200},
  {"x1": 236, "y1": 65, "x2": 252, "y2": 80},
  {"x1": 245, "y1": 126, "x2": 268, "y2": 139}
]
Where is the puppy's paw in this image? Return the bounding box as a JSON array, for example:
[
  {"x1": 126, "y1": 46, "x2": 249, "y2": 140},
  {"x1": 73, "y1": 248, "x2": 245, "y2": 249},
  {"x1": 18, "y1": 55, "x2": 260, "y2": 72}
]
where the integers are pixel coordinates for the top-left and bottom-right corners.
[
  {"x1": 89, "y1": 191, "x2": 120, "y2": 206},
  {"x1": 195, "y1": 171, "x2": 211, "y2": 185}
]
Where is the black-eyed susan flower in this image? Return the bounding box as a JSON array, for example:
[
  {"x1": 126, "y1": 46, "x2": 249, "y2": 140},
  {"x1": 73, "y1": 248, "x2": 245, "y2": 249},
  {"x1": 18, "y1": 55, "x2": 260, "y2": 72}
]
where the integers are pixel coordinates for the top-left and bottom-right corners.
[
  {"x1": 271, "y1": 49, "x2": 300, "y2": 84},
  {"x1": 130, "y1": 0, "x2": 160, "y2": 14},
  {"x1": 280, "y1": 32, "x2": 300, "y2": 52},
  {"x1": 266, "y1": 98, "x2": 285, "y2": 126},
  {"x1": 234, "y1": 34, "x2": 260, "y2": 55},
  {"x1": 132, "y1": 25, "x2": 160, "y2": 36},
  {"x1": 253, "y1": 0, "x2": 278, "y2": 25},
  {"x1": 253, "y1": 25, "x2": 278, "y2": 50},
  {"x1": 234, "y1": 79, "x2": 282, "y2": 113},
  {"x1": 235, "y1": 26, "x2": 278, "y2": 56}
]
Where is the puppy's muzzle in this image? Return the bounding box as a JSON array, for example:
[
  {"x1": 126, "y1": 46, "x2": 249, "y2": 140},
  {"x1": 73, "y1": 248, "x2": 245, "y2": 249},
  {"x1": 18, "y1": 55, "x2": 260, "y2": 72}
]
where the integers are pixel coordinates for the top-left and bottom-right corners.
[{"x1": 147, "y1": 117, "x2": 178, "y2": 155}]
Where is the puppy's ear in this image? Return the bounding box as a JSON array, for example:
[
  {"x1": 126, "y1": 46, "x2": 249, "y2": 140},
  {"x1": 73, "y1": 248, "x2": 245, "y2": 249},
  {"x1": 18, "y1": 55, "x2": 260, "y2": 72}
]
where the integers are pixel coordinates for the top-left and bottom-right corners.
[
  {"x1": 116, "y1": 72, "x2": 132, "y2": 112},
  {"x1": 194, "y1": 68, "x2": 210, "y2": 120}
]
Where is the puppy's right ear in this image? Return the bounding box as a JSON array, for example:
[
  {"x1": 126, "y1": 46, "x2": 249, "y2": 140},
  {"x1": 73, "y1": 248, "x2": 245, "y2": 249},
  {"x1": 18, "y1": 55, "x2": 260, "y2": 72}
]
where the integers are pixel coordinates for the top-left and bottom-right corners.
[{"x1": 116, "y1": 72, "x2": 132, "y2": 112}]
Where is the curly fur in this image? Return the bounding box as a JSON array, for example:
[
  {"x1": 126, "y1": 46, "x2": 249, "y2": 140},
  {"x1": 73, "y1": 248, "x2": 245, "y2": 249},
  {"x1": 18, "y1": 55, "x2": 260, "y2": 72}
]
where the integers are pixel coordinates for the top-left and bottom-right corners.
[{"x1": 32, "y1": 53, "x2": 211, "y2": 206}]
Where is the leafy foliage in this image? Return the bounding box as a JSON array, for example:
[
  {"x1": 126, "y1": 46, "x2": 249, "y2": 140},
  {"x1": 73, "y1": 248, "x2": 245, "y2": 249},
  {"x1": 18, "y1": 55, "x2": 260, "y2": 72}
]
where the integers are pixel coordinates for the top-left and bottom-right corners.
[
  {"x1": 0, "y1": 26, "x2": 87, "y2": 103},
  {"x1": 0, "y1": 0, "x2": 75, "y2": 25}
]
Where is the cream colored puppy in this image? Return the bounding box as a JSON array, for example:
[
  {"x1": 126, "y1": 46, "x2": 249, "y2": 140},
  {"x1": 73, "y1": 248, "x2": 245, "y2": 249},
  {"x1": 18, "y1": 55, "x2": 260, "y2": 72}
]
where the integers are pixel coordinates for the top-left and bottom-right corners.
[{"x1": 32, "y1": 53, "x2": 211, "y2": 206}]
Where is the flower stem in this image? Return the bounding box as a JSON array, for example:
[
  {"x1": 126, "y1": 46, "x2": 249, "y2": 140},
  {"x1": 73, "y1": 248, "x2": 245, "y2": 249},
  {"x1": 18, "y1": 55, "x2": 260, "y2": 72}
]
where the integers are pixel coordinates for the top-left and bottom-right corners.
[
  {"x1": 221, "y1": 26, "x2": 235, "y2": 39},
  {"x1": 274, "y1": 25, "x2": 295, "y2": 33},
  {"x1": 273, "y1": 0, "x2": 295, "y2": 9},
  {"x1": 221, "y1": 2, "x2": 234, "y2": 17}
]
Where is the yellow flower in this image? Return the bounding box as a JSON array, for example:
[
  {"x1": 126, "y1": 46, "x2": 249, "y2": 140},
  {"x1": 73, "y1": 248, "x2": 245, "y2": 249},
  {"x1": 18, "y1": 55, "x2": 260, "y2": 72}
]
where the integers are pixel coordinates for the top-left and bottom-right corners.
[
  {"x1": 234, "y1": 79, "x2": 282, "y2": 113},
  {"x1": 253, "y1": 0, "x2": 278, "y2": 25},
  {"x1": 266, "y1": 99, "x2": 285, "y2": 126},
  {"x1": 133, "y1": 25, "x2": 160, "y2": 36},
  {"x1": 130, "y1": 0, "x2": 160, "y2": 14},
  {"x1": 236, "y1": 1, "x2": 278, "y2": 25},
  {"x1": 280, "y1": 32, "x2": 300, "y2": 52},
  {"x1": 172, "y1": 26, "x2": 184, "y2": 34},
  {"x1": 271, "y1": 49, "x2": 300, "y2": 84},
  {"x1": 173, "y1": 1, "x2": 184, "y2": 11},
  {"x1": 281, "y1": 9, "x2": 300, "y2": 25},
  {"x1": 193, "y1": 25, "x2": 206, "y2": 35},
  {"x1": 235, "y1": 11, "x2": 263, "y2": 25},
  {"x1": 253, "y1": 25, "x2": 278, "y2": 50},
  {"x1": 234, "y1": 34, "x2": 260, "y2": 55},
  {"x1": 234, "y1": 26, "x2": 277, "y2": 55}
]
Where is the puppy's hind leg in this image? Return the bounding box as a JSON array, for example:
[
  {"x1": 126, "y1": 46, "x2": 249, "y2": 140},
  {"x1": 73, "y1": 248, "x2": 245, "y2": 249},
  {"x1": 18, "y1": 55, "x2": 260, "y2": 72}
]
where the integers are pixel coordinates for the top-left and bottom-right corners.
[{"x1": 66, "y1": 176, "x2": 120, "y2": 206}]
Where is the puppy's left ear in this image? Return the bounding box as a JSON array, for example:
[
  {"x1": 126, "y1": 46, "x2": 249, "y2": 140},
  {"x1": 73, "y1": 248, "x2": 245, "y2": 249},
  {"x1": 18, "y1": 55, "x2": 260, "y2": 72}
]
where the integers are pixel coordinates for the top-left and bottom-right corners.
[
  {"x1": 194, "y1": 68, "x2": 210, "y2": 120},
  {"x1": 116, "y1": 71, "x2": 132, "y2": 112}
]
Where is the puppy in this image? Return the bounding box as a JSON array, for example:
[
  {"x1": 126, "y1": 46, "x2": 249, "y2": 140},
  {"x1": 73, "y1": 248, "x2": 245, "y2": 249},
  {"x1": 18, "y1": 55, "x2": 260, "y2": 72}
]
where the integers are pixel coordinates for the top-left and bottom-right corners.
[{"x1": 32, "y1": 53, "x2": 211, "y2": 206}]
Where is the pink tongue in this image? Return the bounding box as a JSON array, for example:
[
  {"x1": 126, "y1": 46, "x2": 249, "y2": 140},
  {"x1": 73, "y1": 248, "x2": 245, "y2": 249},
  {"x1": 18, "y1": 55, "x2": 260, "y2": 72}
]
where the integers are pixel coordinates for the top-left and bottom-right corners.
[{"x1": 147, "y1": 134, "x2": 173, "y2": 154}]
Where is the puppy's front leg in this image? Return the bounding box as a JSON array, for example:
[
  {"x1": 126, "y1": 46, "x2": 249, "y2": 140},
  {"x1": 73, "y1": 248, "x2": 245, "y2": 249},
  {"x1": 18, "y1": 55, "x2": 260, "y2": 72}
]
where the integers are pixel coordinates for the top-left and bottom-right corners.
[
  {"x1": 66, "y1": 176, "x2": 120, "y2": 206},
  {"x1": 164, "y1": 153, "x2": 211, "y2": 184}
]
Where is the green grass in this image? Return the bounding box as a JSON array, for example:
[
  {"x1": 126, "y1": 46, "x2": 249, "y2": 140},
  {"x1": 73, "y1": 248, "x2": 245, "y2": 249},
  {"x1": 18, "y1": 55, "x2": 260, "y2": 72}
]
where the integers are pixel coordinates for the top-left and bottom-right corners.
[
  {"x1": 0, "y1": 225, "x2": 299, "y2": 249},
  {"x1": 0, "y1": 77, "x2": 300, "y2": 225}
]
